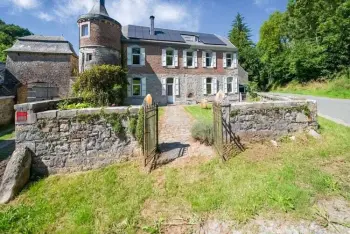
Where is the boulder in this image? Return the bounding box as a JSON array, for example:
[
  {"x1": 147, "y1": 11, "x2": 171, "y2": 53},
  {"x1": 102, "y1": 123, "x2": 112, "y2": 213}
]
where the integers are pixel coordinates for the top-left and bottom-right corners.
[
  {"x1": 0, "y1": 146, "x2": 33, "y2": 204},
  {"x1": 308, "y1": 129, "x2": 322, "y2": 139}
]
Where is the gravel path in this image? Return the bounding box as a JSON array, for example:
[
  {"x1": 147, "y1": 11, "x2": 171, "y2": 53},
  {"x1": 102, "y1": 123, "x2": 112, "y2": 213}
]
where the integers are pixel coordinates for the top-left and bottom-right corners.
[
  {"x1": 274, "y1": 93, "x2": 350, "y2": 127},
  {"x1": 157, "y1": 106, "x2": 214, "y2": 165}
]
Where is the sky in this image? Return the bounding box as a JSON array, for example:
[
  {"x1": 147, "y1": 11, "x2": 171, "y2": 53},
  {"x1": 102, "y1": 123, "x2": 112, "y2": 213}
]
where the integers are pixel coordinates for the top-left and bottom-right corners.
[{"x1": 0, "y1": 0, "x2": 288, "y2": 51}]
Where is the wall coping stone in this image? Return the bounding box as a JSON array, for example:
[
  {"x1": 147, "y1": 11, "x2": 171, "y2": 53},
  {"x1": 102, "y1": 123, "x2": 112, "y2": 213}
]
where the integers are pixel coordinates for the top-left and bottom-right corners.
[
  {"x1": 0, "y1": 96, "x2": 15, "y2": 100},
  {"x1": 231, "y1": 100, "x2": 317, "y2": 109}
]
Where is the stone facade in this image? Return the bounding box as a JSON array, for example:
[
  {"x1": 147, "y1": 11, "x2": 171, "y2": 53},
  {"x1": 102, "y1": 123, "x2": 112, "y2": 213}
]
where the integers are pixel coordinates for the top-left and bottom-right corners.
[
  {"x1": 14, "y1": 100, "x2": 141, "y2": 175},
  {"x1": 0, "y1": 96, "x2": 15, "y2": 127},
  {"x1": 6, "y1": 53, "x2": 77, "y2": 103},
  {"x1": 221, "y1": 100, "x2": 318, "y2": 143},
  {"x1": 79, "y1": 47, "x2": 120, "y2": 72},
  {"x1": 124, "y1": 42, "x2": 240, "y2": 105}
]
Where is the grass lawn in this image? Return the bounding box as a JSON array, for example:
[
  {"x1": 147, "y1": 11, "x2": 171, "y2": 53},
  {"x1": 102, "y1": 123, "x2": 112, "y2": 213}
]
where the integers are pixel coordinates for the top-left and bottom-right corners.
[
  {"x1": 184, "y1": 104, "x2": 213, "y2": 122},
  {"x1": 0, "y1": 124, "x2": 15, "y2": 141},
  {"x1": 1, "y1": 118, "x2": 350, "y2": 233},
  {"x1": 273, "y1": 77, "x2": 350, "y2": 99}
]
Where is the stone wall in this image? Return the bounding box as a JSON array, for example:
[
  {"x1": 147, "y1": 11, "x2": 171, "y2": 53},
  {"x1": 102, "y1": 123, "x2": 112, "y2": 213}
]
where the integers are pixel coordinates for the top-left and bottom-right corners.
[
  {"x1": 0, "y1": 96, "x2": 15, "y2": 127},
  {"x1": 222, "y1": 100, "x2": 318, "y2": 143},
  {"x1": 14, "y1": 100, "x2": 141, "y2": 175},
  {"x1": 125, "y1": 73, "x2": 240, "y2": 106}
]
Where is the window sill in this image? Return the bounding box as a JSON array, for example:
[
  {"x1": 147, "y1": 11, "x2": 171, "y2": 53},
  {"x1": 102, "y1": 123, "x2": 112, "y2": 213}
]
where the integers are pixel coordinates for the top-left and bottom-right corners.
[
  {"x1": 81, "y1": 35, "x2": 90, "y2": 39},
  {"x1": 184, "y1": 66, "x2": 197, "y2": 69},
  {"x1": 164, "y1": 66, "x2": 177, "y2": 69},
  {"x1": 129, "y1": 64, "x2": 145, "y2": 67}
]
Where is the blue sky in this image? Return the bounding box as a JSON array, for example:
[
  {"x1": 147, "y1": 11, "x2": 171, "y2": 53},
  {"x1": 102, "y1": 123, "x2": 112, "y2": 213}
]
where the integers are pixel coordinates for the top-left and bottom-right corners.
[{"x1": 0, "y1": 0, "x2": 288, "y2": 51}]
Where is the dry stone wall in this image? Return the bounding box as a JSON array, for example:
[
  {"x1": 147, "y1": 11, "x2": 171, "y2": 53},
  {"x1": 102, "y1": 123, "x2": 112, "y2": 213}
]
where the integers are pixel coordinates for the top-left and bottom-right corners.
[
  {"x1": 0, "y1": 96, "x2": 14, "y2": 127},
  {"x1": 222, "y1": 100, "x2": 318, "y2": 143},
  {"x1": 14, "y1": 101, "x2": 141, "y2": 175}
]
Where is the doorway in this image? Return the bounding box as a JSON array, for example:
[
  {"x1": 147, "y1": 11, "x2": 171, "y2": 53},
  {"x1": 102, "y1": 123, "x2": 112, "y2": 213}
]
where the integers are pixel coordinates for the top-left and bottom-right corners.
[{"x1": 167, "y1": 78, "x2": 174, "y2": 104}]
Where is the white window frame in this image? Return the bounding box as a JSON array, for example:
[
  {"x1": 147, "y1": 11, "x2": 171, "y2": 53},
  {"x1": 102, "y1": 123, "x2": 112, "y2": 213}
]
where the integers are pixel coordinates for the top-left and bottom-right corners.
[
  {"x1": 205, "y1": 52, "x2": 212, "y2": 67},
  {"x1": 127, "y1": 45, "x2": 145, "y2": 66},
  {"x1": 224, "y1": 52, "x2": 238, "y2": 69},
  {"x1": 205, "y1": 78, "x2": 213, "y2": 95},
  {"x1": 131, "y1": 47, "x2": 141, "y2": 65},
  {"x1": 132, "y1": 77, "x2": 142, "y2": 97},
  {"x1": 80, "y1": 22, "x2": 90, "y2": 38},
  {"x1": 227, "y1": 77, "x2": 234, "y2": 93},
  {"x1": 166, "y1": 49, "x2": 174, "y2": 66},
  {"x1": 226, "y1": 53, "x2": 233, "y2": 68}
]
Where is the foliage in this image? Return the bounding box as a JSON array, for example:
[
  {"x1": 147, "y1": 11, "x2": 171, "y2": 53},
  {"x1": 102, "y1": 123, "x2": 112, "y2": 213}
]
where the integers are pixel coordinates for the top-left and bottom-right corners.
[
  {"x1": 57, "y1": 100, "x2": 93, "y2": 110},
  {"x1": 0, "y1": 19, "x2": 32, "y2": 62},
  {"x1": 234, "y1": 0, "x2": 350, "y2": 91},
  {"x1": 273, "y1": 71, "x2": 350, "y2": 99},
  {"x1": 72, "y1": 65, "x2": 128, "y2": 107},
  {"x1": 191, "y1": 121, "x2": 214, "y2": 146},
  {"x1": 1, "y1": 117, "x2": 350, "y2": 232},
  {"x1": 136, "y1": 107, "x2": 144, "y2": 148}
]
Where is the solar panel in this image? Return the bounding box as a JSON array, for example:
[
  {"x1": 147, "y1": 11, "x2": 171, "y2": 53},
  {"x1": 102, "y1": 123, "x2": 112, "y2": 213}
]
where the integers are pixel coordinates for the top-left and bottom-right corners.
[{"x1": 127, "y1": 25, "x2": 226, "y2": 45}]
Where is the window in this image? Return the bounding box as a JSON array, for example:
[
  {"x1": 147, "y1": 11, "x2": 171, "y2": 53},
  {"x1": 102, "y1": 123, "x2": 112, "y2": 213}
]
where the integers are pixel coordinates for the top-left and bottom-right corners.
[
  {"x1": 206, "y1": 78, "x2": 212, "y2": 95},
  {"x1": 187, "y1": 51, "x2": 194, "y2": 67},
  {"x1": 132, "y1": 78, "x2": 141, "y2": 96},
  {"x1": 181, "y1": 35, "x2": 198, "y2": 42},
  {"x1": 226, "y1": 53, "x2": 232, "y2": 68},
  {"x1": 205, "y1": 52, "x2": 212, "y2": 67},
  {"x1": 227, "y1": 77, "x2": 233, "y2": 93},
  {"x1": 166, "y1": 49, "x2": 174, "y2": 66},
  {"x1": 86, "y1": 53, "x2": 92, "y2": 62},
  {"x1": 132, "y1": 48, "x2": 141, "y2": 65},
  {"x1": 81, "y1": 24, "x2": 89, "y2": 37}
]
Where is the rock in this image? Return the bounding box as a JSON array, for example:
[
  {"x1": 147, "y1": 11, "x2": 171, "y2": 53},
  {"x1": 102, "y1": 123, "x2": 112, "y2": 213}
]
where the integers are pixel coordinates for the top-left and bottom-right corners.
[
  {"x1": 270, "y1": 140, "x2": 278, "y2": 147},
  {"x1": 296, "y1": 113, "x2": 309, "y2": 122},
  {"x1": 200, "y1": 99, "x2": 209, "y2": 109},
  {"x1": 308, "y1": 129, "x2": 322, "y2": 139},
  {"x1": 0, "y1": 147, "x2": 33, "y2": 204},
  {"x1": 215, "y1": 90, "x2": 226, "y2": 104},
  {"x1": 290, "y1": 136, "x2": 296, "y2": 141}
]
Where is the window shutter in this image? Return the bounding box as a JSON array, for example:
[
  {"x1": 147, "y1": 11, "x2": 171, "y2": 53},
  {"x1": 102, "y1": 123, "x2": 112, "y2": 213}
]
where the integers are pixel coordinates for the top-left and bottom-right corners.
[
  {"x1": 174, "y1": 50, "x2": 178, "y2": 66},
  {"x1": 212, "y1": 52, "x2": 217, "y2": 68},
  {"x1": 223, "y1": 53, "x2": 227, "y2": 68},
  {"x1": 202, "y1": 51, "x2": 206, "y2": 67},
  {"x1": 141, "y1": 77, "x2": 147, "y2": 96},
  {"x1": 127, "y1": 47, "x2": 132, "y2": 65},
  {"x1": 162, "y1": 49, "x2": 166, "y2": 66},
  {"x1": 162, "y1": 78, "x2": 166, "y2": 96},
  {"x1": 183, "y1": 50, "x2": 187, "y2": 67},
  {"x1": 175, "y1": 78, "x2": 180, "y2": 96},
  {"x1": 140, "y1": 48, "x2": 146, "y2": 66},
  {"x1": 213, "y1": 78, "x2": 217, "y2": 94},
  {"x1": 234, "y1": 77, "x2": 238, "y2": 93},
  {"x1": 203, "y1": 78, "x2": 207, "y2": 95},
  {"x1": 233, "y1": 52, "x2": 238, "y2": 68},
  {"x1": 127, "y1": 77, "x2": 132, "y2": 97},
  {"x1": 193, "y1": 51, "x2": 198, "y2": 67},
  {"x1": 223, "y1": 77, "x2": 228, "y2": 93}
]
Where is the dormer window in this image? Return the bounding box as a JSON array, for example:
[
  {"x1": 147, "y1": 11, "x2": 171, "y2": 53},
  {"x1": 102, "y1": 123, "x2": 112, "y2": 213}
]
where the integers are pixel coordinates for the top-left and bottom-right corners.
[
  {"x1": 81, "y1": 22, "x2": 90, "y2": 38},
  {"x1": 181, "y1": 35, "x2": 199, "y2": 42}
]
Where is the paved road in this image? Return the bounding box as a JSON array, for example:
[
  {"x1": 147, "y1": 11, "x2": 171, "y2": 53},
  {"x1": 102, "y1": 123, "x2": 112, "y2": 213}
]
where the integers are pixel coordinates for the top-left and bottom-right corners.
[{"x1": 274, "y1": 93, "x2": 350, "y2": 127}]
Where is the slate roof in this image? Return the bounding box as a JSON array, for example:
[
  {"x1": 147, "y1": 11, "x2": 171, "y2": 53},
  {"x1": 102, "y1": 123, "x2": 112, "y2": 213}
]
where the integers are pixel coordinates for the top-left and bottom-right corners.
[
  {"x1": 122, "y1": 25, "x2": 237, "y2": 50},
  {"x1": 5, "y1": 35, "x2": 77, "y2": 56}
]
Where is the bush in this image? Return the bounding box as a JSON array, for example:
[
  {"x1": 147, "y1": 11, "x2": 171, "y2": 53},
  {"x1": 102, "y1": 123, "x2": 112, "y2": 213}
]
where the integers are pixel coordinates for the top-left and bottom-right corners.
[
  {"x1": 73, "y1": 65, "x2": 128, "y2": 106},
  {"x1": 57, "y1": 100, "x2": 93, "y2": 110},
  {"x1": 191, "y1": 121, "x2": 214, "y2": 146}
]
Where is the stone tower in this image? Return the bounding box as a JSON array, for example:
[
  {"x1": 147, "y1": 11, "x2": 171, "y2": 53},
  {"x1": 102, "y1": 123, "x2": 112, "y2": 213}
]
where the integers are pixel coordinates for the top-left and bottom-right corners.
[{"x1": 77, "y1": 0, "x2": 122, "y2": 73}]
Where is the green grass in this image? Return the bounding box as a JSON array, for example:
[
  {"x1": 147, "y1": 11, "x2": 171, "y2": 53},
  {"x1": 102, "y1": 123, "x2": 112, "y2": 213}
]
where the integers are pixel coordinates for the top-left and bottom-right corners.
[
  {"x1": 1, "y1": 118, "x2": 350, "y2": 232},
  {"x1": 273, "y1": 76, "x2": 350, "y2": 99},
  {"x1": 0, "y1": 124, "x2": 15, "y2": 141},
  {"x1": 184, "y1": 104, "x2": 213, "y2": 123}
]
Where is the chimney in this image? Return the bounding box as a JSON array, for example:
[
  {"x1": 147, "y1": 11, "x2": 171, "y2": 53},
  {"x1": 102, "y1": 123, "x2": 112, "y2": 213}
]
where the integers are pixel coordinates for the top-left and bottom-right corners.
[
  {"x1": 150, "y1": 16, "x2": 155, "y2": 35},
  {"x1": 100, "y1": 0, "x2": 105, "y2": 7}
]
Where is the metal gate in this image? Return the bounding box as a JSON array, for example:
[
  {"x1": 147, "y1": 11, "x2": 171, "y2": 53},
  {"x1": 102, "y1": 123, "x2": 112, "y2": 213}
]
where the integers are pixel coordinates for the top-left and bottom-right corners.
[
  {"x1": 213, "y1": 102, "x2": 244, "y2": 161},
  {"x1": 143, "y1": 102, "x2": 159, "y2": 169}
]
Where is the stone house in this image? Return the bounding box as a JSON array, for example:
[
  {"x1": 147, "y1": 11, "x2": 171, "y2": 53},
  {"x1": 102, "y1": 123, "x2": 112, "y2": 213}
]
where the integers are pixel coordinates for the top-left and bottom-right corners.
[
  {"x1": 5, "y1": 36, "x2": 78, "y2": 103},
  {"x1": 78, "y1": 0, "x2": 248, "y2": 105}
]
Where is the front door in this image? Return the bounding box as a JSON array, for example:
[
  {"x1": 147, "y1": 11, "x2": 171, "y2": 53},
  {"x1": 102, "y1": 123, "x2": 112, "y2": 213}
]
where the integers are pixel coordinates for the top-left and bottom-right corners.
[{"x1": 167, "y1": 83, "x2": 174, "y2": 104}]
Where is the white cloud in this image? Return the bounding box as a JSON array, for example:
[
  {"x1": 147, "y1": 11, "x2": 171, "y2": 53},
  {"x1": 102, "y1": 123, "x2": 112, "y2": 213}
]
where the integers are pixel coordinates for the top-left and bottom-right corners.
[
  {"x1": 11, "y1": 0, "x2": 40, "y2": 9},
  {"x1": 52, "y1": 0, "x2": 200, "y2": 31},
  {"x1": 37, "y1": 12, "x2": 54, "y2": 21}
]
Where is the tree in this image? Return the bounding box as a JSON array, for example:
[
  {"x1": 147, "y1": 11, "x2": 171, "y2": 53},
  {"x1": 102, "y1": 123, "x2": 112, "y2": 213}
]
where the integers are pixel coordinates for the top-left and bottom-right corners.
[
  {"x1": 229, "y1": 13, "x2": 252, "y2": 52},
  {"x1": 0, "y1": 19, "x2": 32, "y2": 62}
]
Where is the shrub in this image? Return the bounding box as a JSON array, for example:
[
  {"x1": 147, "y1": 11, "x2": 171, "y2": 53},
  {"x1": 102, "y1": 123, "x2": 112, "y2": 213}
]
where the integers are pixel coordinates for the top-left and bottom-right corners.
[
  {"x1": 57, "y1": 100, "x2": 93, "y2": 110},
  {"x1": 191, "y1": 121, "x2": 214, "y2": 146},
  {"x1": 73, "y1": 65, "x2": 128, "y2": 106}
]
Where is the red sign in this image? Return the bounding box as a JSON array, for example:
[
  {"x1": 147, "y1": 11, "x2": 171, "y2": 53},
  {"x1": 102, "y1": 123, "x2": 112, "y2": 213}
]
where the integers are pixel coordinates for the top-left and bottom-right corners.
[{"x1": 16, "y1": 112, "x2": 28, "y2": 122}]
